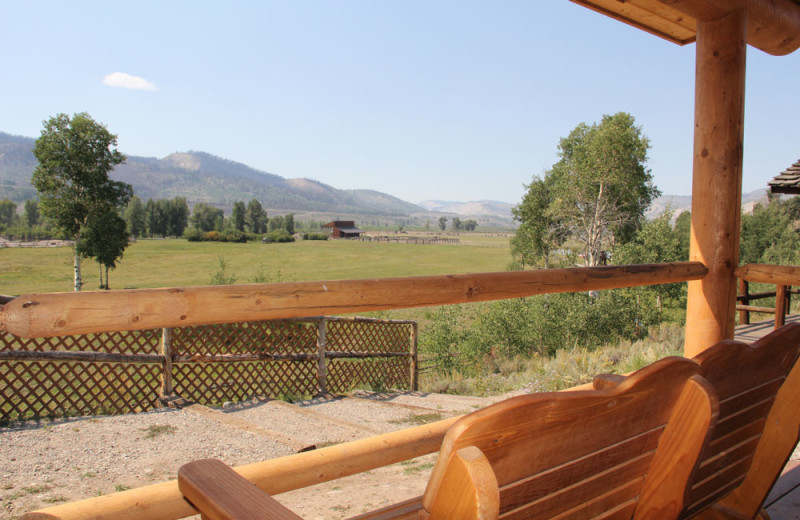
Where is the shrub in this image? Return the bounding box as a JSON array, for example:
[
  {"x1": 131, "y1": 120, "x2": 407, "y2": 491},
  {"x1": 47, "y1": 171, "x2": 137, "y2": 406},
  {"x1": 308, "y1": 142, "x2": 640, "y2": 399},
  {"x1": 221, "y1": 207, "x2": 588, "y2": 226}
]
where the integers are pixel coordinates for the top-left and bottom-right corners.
[
  {"x1": 183, "y1": 228, "x2": 202, "y2": 241},
  {"x1": 210, "y1": 256, "x2": 237, "y2": 285},
  {"x1": 219, "y1": 229, "x2": 246, "y2": 243},
  {"x1": 184, "y1": 228, "x2": 250, "y2": 243},
  {"x1": 303, "y1": 232, "x2": 329, "y2": 241},
  {"x1": 262, "y1": 230, "x2": 294, "y2": 243}
]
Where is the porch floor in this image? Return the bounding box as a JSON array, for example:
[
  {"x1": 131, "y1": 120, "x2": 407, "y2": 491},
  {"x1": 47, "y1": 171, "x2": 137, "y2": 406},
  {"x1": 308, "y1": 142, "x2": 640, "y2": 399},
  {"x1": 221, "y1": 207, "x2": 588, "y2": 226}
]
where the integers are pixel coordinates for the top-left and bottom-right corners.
[
  {"x1": 734, "y1": 315, "x2": 800, "y2": 519},
  {"x1": 765, "y1": 461, "x2": 800, "y2": 519}
]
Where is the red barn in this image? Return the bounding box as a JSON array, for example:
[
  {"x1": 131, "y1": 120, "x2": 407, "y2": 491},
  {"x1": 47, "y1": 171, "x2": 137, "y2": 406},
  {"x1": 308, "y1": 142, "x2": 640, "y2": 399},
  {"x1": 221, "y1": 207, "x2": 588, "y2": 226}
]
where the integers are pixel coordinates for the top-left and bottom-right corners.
[{"x1": 323, "y1": 220, "x2": 364, "y2": 238}]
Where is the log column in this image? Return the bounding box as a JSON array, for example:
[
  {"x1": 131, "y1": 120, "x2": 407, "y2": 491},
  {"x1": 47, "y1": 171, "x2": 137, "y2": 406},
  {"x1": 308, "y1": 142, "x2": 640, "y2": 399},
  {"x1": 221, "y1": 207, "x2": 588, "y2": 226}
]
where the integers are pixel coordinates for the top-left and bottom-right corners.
[{"x1": 684, "y1": 8, "x2": 748, "y2": 358}]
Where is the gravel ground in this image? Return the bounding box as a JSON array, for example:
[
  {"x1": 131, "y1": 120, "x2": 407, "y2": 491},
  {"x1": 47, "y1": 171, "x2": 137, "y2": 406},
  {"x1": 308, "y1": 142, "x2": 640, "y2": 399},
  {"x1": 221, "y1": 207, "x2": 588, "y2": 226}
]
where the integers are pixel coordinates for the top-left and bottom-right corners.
[
  {"x1": 8, "y1": 387, "x2": 792, "y2": 520},
  {"x1": 0, "y1": 391, "x2": 504, "y2": 520}
]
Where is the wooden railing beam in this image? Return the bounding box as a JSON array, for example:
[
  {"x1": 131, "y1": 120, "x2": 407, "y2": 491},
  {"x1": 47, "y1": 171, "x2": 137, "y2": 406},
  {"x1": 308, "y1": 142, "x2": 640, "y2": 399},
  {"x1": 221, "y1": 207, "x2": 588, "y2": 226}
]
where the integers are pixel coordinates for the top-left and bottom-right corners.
[
  {"x1": 1, "y1": 262, "x2": 706, "y2": 338},
  {"x1": 23, "y1": 416, "x2": 460, "y2": 520},
  {"x1": 736, "y1": 264, "x2": 800, "y2": 286}
]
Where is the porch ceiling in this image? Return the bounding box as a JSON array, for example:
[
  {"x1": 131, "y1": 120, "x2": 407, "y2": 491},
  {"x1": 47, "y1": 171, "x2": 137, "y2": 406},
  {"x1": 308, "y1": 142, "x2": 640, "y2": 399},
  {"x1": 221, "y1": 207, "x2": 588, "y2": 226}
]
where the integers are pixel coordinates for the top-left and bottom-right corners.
[{"x1": 570, "y1": 0, "x2": 800, "y2": 56}]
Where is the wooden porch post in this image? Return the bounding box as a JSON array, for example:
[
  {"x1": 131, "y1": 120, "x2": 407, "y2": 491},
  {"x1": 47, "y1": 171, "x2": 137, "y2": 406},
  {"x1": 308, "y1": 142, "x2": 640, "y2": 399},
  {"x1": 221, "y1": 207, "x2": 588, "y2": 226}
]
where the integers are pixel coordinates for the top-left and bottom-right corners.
[{"x1": 684, "y1": 8, "x2": 748, "y2": 358}]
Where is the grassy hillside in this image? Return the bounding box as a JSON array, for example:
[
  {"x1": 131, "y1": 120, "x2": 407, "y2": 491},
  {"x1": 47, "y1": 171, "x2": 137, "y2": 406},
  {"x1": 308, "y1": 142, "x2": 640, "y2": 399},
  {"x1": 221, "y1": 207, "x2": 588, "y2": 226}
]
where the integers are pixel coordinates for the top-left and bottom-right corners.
[
  {"x1": 0, "y1": 236, "x2": 511, "y2": 296},
  {"x1": 0, "y1": 132, "x2": 422, "y2": 215}
]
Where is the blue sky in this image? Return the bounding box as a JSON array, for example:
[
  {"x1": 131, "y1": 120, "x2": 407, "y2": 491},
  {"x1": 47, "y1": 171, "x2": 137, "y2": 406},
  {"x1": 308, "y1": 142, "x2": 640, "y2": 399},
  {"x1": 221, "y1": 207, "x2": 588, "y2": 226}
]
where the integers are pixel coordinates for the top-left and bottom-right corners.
[{"x1": 2, "y1": 1, "x2": 798, "y2": 204}]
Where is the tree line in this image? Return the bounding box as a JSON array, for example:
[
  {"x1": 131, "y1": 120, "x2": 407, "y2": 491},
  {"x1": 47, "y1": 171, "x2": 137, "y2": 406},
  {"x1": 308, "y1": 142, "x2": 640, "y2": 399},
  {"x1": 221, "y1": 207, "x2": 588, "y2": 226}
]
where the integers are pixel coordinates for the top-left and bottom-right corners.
[{"x1": 425, "y1": 111, "x2": 800, "y2": 374}]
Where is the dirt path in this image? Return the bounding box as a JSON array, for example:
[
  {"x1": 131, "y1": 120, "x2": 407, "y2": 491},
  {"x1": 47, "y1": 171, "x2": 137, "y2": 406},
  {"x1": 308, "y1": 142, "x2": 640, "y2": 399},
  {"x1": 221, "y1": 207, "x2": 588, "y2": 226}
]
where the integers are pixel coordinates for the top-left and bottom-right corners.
[{"x1": 0, "y1": 391, "x2": 511, "y2": 520}]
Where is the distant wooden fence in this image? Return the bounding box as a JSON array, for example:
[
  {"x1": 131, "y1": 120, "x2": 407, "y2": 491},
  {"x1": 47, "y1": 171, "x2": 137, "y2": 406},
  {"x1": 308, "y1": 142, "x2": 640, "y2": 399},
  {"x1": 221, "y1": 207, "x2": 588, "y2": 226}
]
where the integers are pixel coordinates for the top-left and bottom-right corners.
[
  {"x1": 358, "y1": 235, "x2": 460, "y2": 245},
  {"x1": 0, "y1": 316, "x2": 417, "y2": 423}
]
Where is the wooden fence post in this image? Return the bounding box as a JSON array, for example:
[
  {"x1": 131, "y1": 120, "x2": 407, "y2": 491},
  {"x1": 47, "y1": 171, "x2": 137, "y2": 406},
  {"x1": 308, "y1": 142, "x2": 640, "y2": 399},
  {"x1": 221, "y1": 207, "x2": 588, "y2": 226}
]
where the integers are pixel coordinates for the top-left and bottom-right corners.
[
  {"x1": 410, "y1": 322, "x2": 418, "y2": 392},
  {"x1": 775, "y1": 285, "x2": 788, "y2": 329},
  {"x1": 161, "y1": 328, "x2": 174, "y2": 398},
  {"x1": 739, "y1": 279, "x2": 750, "y2": 325},
  {"x1": 317, "y1": 318, "x2": 327, "y2": 395}
]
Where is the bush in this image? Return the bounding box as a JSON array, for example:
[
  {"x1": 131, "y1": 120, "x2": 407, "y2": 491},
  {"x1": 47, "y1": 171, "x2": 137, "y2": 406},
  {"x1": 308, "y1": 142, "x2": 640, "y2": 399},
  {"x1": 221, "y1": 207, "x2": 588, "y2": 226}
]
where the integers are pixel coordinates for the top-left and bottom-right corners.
[
  {"x1": 262, "y1": 230, "x2": 294, "y2": 243},
  {"x1": 303, "y1": 232, "x2": 329, "y2": 241},
  {"x1": 219, "y1": 229, "x2": 246, "y2": 243},
  {"x1": 183, "y1": 228, "x2": 202, "y2": 241},
  {"x1": 184, "y1": 228, "x2": 249, "y2": 243}
]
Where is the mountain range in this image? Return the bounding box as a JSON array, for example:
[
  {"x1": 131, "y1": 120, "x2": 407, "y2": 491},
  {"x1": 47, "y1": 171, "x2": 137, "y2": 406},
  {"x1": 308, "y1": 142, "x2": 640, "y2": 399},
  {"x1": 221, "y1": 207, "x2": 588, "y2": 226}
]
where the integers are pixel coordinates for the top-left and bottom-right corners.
[{"x1": 0, "y1": 131, "x2": 773, "y2": 226}]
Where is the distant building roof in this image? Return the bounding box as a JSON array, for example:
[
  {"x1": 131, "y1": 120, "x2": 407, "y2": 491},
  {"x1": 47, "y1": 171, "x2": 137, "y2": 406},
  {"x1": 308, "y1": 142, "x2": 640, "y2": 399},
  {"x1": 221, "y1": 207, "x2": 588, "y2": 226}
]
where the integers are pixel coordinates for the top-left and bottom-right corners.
[
  {"x1": 768, "y1": 159, "x2": 800, "y2": 194},
  {"x1": 336, "y1": 226, "x2": 364, "y2": 234},
  {"x1": 323, "y1": 220, "x2": 355, "y2": 228}
]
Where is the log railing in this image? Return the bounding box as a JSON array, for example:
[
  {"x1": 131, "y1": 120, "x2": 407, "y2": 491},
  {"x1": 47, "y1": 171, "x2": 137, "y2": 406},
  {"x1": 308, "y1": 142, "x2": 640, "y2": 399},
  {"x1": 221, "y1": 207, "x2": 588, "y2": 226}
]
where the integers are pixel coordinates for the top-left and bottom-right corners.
[
  {"x1": 0, "y1": 262, "x2": 707, "y2": 338},
  {"x1": 12, "y1": 262, "x2": 707, "y2": 520},
  {"x1": 736, "y1": 264, "x2": 800, "y2": 329}
]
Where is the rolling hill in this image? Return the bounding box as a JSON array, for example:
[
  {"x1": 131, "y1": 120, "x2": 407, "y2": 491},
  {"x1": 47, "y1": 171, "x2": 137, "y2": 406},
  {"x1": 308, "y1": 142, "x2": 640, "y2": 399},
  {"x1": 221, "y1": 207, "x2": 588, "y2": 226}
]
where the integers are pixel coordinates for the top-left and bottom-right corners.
[{"x1": 0, "y1": 132, "x2": 422, "y2": 216}]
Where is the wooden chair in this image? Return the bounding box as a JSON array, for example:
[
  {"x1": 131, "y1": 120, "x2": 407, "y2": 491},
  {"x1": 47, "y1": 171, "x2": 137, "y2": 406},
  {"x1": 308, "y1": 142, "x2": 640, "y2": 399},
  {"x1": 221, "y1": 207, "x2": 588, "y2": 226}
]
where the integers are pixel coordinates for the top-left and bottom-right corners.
[
  {"x1": 682, "y1": 323, "x2": 800, "y2": 520},
  {"x1": 420, "y1": 356, "x2": 717, "y2": 519},
  {"x1": 179, "y1": 356, "x2": 718, "y2": 520}
]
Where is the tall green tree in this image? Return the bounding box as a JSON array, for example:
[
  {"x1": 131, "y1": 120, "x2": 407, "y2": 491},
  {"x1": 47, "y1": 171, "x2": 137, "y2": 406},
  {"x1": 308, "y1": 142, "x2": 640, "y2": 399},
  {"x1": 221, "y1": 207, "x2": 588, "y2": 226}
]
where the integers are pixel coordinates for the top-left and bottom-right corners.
[
  {"x1": 125, "y1": 196, "x2": 147, "y2": 238},
  {"x1": 511, "y1": 174, "x2": 568, "y2": 269},
  {"x1": 674, "y1": 211, "x2": 692, "y2": 260},
  {"x1": 740, "y1": 196, "x2": 800, "y2": 265},
  {"x1": 615, "y1": 210, "x2": 688, "y2": 325},
  {"x1": 0, "y1": 199, "x2": 16, "y2": 229},
  {"x1": 191, "y1": 203, "x2": 223, "y2": 232},
  {"x1": 269, "y1": 215, "x2": 285, "y2": 232},
  {"x1": 231, "y1": 201, "x2": 246, "y2": 231},
  {"x1": 31, "y1": 113, "x2": 131, "y2": 291},
  {"x1": 166, "y1": 197, "x2": 189, "y2": 236},
  {"x1": 23, "y1": 199, "x2": 40, "y2": 228},
  {"x1": 284, "y1": 213, "x2": 295, "y2": 234},
  {"x1": 79, "y1": 207, "x2": 129, "y2": 289},
  {"x1": 547, "y1": 112, "x2": 659, "y2": 266},
  {"x1": 245, "y1": 199, "x2": 267, "y2": 234},
  {"x1": 438, "y1": 216, "x2": 448, "y2": 231}
]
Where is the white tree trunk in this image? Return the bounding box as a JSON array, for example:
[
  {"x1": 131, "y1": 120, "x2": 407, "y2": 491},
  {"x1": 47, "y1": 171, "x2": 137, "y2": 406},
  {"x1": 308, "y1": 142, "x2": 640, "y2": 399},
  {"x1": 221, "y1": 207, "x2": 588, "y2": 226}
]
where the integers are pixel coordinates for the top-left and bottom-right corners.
[{"x1": 72, "y1": 238, "x2": 82, "y2": 292}]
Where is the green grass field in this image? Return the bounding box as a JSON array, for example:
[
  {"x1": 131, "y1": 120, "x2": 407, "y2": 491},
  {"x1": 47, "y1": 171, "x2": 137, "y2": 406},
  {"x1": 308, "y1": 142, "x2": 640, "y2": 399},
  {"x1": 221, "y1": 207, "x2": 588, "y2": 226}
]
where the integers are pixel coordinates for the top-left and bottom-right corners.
[{"x1": 0, "y1": 235, "x2": 511, "y2": 296}]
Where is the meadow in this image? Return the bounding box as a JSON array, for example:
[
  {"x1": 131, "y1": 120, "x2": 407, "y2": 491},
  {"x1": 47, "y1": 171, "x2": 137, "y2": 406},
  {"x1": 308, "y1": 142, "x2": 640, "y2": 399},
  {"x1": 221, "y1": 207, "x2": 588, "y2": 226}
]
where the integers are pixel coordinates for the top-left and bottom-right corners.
[{"x1": 0, "y1": 235, "x2": 512, "y2": 296}]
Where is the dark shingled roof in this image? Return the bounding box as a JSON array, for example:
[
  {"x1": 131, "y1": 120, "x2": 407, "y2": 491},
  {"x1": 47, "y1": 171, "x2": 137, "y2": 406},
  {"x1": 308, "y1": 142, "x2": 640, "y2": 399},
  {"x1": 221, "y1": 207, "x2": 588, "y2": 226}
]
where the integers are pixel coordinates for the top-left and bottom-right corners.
[{"x1": 768, "y1": 159, "x2": 800, "y2": 194}]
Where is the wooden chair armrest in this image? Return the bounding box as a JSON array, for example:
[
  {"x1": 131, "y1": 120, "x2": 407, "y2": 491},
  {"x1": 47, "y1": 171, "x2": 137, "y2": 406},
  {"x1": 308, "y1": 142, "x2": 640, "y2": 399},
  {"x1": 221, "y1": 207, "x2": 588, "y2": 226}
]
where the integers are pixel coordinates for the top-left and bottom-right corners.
[
  {"x1": 592, "y1": 373, "x2": 626, "y2": 390},
  {"x1": 178, "y1": 459, "x2": 303, "y2": 520}
]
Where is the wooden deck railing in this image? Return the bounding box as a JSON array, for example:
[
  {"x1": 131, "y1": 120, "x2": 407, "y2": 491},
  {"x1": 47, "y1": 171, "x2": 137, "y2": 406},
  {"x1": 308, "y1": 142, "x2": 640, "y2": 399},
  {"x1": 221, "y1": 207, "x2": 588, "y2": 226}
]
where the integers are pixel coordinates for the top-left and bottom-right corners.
[
  {"x1": 6, "y1": 261, "x2": 707, "y2": 520},
  {"x1": 736, "y1": 264, "x2": 800, "y2": 329},
  {"x1": 0, "y1": 262, "x2": 707, "y2": 338},
  {"x1": 0, "y1": 317, "x2": 418, "y2": 421}
]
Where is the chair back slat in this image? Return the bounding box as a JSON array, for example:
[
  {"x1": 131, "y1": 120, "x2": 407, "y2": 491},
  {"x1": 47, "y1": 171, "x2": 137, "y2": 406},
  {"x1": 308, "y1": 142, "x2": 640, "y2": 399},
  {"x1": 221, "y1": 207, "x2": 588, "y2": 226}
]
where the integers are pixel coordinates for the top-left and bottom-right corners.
[{"x1": 681, "y1": 323, "x2": 800, "y2": 519}]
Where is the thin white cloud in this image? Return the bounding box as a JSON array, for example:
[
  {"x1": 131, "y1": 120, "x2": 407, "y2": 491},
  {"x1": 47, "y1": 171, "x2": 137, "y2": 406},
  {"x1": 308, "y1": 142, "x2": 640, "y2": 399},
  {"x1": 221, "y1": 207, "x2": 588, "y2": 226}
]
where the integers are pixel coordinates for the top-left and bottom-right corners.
[{"x1": 102, "y1": 72, "x2": 158, "y2": 91}]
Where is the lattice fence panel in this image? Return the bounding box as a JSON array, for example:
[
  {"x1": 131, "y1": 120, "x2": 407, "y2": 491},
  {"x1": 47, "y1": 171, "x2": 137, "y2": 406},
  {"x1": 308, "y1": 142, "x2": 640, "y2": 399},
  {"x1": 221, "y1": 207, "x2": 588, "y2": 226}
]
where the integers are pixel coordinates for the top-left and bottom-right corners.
[
  {"x1": 0, "y1": 329, "x2": 161, "y2": 354},
  {"x1": 327, "y1": 358, "x2": 411, "y2": 393},
  {"x1": 173, "y1": 320, "x2": 318, "y2": 356},
  {"x1": 326, "y1": 320, "x2": 411, "y2": 353},
  {"x1": 172, "y1": 360, "x2": 318, "y2": 405},
  {"x1": 0, "y1": 360, "x2": 160, "y2": 421}
]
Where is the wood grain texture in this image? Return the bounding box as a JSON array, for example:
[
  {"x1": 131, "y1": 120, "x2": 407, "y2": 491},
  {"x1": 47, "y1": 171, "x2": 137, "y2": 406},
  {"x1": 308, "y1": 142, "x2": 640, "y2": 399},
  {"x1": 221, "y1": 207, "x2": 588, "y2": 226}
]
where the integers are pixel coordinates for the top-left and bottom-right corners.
[
  {"x1": 636, "y1": 376, "x2": 719, "y2": 519},
  {"x1": 684, "y1": 323, "x2": 800, "y2": 518},
  {"x1": 716, "y1": 329, "x2": 800, "y2": 517},
  {"x1": 684, "y1": 7, "x2": 747, "y2": 358},
  {"x1": 570, "y1": 0, "x2": 800, "y2": 56},
  {"x1": 1, "y1": 263, "x2": 706, "y2": 338},
  {"x1": 345, "y1": 496, "x2": 423, "y2": 520},
  {"x1": 178, "y1": 459, "x2": 303, "y2": 520},
  {"x1": 736, "y1": 264, "x2": 800, "y2": 287},
  {"x1": 422, "y1": 356, "x2": 713, "y2": 520},
  {"x1": 425, "y1": 446, "x2": 499, "y2": 520}
]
